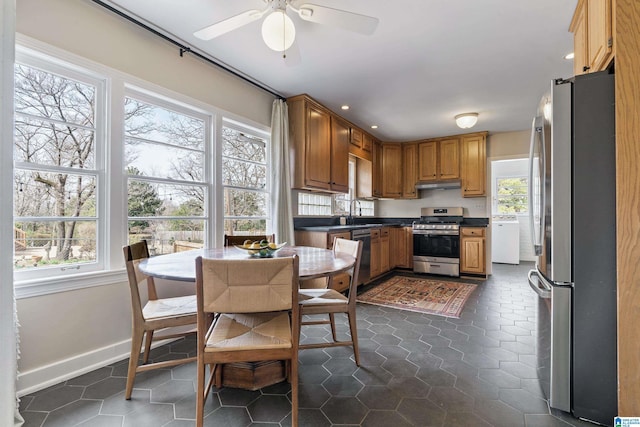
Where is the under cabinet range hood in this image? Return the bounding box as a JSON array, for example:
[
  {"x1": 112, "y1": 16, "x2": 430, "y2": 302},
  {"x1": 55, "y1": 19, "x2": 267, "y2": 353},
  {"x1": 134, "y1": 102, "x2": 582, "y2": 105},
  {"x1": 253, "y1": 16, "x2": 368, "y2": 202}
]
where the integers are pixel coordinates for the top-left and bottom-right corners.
[{"x1": 415, "y1": 180, "x2": 461, "y2": 190}]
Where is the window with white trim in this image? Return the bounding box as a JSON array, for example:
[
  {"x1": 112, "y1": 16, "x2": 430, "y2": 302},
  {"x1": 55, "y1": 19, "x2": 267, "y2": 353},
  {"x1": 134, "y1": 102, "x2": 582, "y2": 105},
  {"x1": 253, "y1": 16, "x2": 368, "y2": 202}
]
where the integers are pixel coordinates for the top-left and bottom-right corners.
[
  {"x1": 124, "y1": 93, "x2": 209, "y2": 255},
  {"x1": 13, "y1": 59, "x2": 106, "y2": 279},
  {"x1": 222, "y1": 121, "x2": 270, "y2": 235}
]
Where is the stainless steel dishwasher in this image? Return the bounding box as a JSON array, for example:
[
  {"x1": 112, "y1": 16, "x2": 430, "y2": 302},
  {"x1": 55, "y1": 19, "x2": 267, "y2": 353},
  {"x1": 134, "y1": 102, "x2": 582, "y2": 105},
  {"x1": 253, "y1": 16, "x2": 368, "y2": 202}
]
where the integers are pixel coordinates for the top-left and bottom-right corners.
[{"x1": 351, "y1": 229, "x2": 371, "y2": 285}]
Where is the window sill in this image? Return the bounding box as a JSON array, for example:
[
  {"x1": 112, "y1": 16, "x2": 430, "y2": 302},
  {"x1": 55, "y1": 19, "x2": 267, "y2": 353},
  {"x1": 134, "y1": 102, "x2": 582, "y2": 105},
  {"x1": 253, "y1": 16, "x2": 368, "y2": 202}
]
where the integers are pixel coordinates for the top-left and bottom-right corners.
[{"x1": 14, "y1": 269, "x2": 127, "y2": 299}]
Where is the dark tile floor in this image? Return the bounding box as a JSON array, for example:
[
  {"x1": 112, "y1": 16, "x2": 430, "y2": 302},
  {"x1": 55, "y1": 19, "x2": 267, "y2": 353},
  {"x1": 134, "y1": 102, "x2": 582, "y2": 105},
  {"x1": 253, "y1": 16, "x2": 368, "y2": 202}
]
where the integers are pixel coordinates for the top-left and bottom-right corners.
[{"x1": 19, "y1": 262, "x2": 597, "y2": 426}]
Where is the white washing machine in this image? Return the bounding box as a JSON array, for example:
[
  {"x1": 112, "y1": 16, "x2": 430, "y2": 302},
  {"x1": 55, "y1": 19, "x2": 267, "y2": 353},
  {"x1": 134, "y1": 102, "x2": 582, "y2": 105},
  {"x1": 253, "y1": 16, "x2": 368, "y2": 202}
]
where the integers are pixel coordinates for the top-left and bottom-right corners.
[{"x1": 492, "y1": 219, "x2": 520, "y2": 264}]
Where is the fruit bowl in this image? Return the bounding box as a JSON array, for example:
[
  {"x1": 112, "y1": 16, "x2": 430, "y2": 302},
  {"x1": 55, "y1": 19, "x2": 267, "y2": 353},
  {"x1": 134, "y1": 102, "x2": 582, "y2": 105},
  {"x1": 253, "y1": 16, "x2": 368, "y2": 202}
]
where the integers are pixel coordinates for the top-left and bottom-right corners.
[{"x1": 234, "y1": 242, "x2": 287, "y2": 258}]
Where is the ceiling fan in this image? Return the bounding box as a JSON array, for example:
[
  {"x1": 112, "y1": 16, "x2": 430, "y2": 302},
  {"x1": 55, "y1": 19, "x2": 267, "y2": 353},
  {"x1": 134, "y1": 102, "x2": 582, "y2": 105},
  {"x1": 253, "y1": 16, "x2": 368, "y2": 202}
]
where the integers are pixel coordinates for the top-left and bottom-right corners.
[{"x1": 193, "y1": 0, "x2": 379, "y2": 52}]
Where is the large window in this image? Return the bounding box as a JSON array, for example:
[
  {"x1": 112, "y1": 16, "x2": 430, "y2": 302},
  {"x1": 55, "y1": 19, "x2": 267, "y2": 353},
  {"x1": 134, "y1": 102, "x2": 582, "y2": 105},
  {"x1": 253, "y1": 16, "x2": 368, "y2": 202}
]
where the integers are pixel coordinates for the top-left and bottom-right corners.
[
  {"x1": 124, "y1": 93, "x2": 209, "y2": 255},
  {"x1": 13, "y1": 43, "x2": 270, "y2": 295},
  {"x1": 13, "y1": 60, "x2": 105, "y2": 279},
  {"x1": 222, "y1": 122, "x2": 270, "y2": 235}
]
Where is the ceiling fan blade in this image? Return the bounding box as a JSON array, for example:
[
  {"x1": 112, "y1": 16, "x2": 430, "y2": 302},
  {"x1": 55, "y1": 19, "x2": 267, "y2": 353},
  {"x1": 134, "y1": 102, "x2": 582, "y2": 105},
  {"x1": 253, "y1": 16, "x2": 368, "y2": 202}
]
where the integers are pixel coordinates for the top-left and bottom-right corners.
[
  {"x1": 294, "y1": 4, "x2": 379, "y2": 35},
  {"x1": 194, "y1": 9, "x2": 266, "y2": 40}
]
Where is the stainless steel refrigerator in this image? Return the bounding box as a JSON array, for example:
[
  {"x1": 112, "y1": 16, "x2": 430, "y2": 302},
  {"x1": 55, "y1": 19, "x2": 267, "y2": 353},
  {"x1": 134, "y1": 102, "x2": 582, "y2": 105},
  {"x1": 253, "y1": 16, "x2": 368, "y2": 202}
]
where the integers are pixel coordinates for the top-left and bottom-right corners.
[{"x1": 527, "y1": 70, "x2": 617, "y2": 426}]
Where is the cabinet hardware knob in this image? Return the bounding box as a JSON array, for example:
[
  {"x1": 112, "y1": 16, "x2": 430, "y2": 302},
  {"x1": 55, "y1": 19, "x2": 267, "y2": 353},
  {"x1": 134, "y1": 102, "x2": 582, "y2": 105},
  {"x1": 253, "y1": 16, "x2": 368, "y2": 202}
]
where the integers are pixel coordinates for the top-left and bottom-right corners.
[{"x1": 583, "y1": 65, "x2": 591, "y2": 72}]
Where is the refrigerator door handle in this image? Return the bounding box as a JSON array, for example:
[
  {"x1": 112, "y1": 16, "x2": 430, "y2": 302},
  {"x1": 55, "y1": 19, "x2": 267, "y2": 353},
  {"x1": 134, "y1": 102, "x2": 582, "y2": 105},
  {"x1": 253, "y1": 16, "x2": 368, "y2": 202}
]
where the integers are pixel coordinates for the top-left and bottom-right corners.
[
  {"x1": 528, "y1": 269, "x2": 551, "y2": 299},
  {"x1": 528, "y1": 115, "x2": 546, "y2": 256}
]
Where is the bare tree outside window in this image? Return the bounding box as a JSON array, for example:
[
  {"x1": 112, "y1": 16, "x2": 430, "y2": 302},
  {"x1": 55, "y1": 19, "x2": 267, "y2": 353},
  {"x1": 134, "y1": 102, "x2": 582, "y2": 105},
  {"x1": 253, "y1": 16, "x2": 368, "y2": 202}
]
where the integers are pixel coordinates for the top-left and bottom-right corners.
[
  {"x1": 124, "y1": 96, "x2": 208, "y2": 254},
  {"x1": 222, "y1": 125, "x2": 269, "y2": 235},
  {"x1": 13, "y1": 63, "x2": 100, "y2": 269}
]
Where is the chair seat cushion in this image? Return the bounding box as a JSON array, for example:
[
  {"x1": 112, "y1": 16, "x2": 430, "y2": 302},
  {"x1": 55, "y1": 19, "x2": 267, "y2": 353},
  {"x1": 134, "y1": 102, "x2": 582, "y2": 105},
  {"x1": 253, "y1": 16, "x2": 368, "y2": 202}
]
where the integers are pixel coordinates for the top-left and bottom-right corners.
[
  {"x1": 205, "y1": 312, "x2": 291, "y2": 352},
  {"x1": 143, "y1": 295, "x2": 196, "y2": 320},
  {"x1": 298, "y1": 289, "x2": 348, "y2": 305}
]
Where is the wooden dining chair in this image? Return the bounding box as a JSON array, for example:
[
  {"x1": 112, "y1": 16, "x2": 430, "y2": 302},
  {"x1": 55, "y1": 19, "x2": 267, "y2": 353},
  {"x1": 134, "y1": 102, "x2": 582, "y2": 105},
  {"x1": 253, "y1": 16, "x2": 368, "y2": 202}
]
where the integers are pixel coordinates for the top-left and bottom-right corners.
[
  {"x1": 122, "y1": 241, "x2": 197, "y2": 400},
  {"x1": 224, "y1": 233, "x2": 275, "y2": 247},
  {"x1": 195, "y1": 255, "x2": 300, "y2": 427},
  {"x1": 297, "y1": 237, "x2": 363, "y2": 366}
]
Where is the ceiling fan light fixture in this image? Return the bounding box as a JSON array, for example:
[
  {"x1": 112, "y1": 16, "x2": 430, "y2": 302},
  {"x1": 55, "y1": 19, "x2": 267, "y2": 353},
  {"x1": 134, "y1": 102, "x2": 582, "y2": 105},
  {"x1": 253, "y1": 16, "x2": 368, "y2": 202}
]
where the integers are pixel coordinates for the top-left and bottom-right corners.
[
  {"x1": 261, "y1": 10, "x2": 296, "y2": 52},
  {"x1": 455, "y1": 112, "x2": 479, "y2": 129}
]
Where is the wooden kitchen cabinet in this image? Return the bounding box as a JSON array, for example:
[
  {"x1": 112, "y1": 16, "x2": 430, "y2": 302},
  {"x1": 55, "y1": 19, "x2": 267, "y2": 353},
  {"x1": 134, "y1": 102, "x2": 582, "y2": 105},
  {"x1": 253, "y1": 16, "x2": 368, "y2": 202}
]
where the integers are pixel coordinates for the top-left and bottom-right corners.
[
  {"x1": 460, "y1": 132, "x2": 487, "y2": 197},
  {"x1": 390, "y1": 226, "x2": 413, "y2": 269},
  {"x1": 330, "y1": 116, "x2": 350, "y2": 193},
  {"x1": 294, "y1": 230, "x2": 352, "y2": 291},
  {"x1": 287, "y1": 95, "x2": 348, "y2": 193},
  {"x1": 381, "y1": 143, "x2": 403, "y2": 198},
  {"x1": 380, "y1": 227, "x2": 390, "y2": 274},
  {"x1": 460, "y1": 227, "x2": 486, "y2": 276},
  {"x1": 371, "y1": 227, "x2": 391, "y2": 278},
  {"x1": 370, "y1": 228, "x2": 381, "y2": 278},
  {"x1": 372, "y1": 140, "x2": 383, "y2": 198},
  {"x1": 356, "y1": 157, "x2": 373, "y2": 198},
  {"x1": 570, "y1": 0, "x2": 614, "y2": 75},
  {"x1": 402, "y1": 142, "x2": 418, "y2": 198},
  {"x1": 418, "y1": 138, "x2": 460, "y2": 182},
  {"x1": 362, "y1": 132, "x2": 373, "y2": 152},
  {"x1": 350, "y1": 126, "x2": 363, "y2": 149}
]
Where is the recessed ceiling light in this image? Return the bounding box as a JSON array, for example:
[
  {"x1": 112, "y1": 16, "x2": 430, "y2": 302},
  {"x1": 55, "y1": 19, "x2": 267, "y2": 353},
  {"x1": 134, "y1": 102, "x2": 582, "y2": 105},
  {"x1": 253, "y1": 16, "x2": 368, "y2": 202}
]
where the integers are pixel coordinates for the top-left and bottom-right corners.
[
  {"x1": 371, "y1": 125, "x2": 378, "y2": 129},
  {"x1": 564, "y1": 52, "x2": 575, "y2": 60},
  {"x1": 341, "y1": 105, "x2": 349, "y2": 110}
]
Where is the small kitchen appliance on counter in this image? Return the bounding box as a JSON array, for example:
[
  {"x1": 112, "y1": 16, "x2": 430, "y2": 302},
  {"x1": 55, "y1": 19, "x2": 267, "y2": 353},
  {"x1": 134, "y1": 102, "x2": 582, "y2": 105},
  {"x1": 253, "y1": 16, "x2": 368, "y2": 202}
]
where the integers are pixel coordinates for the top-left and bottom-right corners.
[{"x1": 412, "y1": 207, "x2": 463, "y2": 277}]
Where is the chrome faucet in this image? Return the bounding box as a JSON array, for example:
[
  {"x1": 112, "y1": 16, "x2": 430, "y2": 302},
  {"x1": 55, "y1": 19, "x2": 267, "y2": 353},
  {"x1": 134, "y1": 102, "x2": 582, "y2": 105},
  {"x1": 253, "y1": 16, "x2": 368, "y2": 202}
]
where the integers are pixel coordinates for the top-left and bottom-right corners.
[{"x1": 348, "y1": 199, "x2": 362, "y2": 224}]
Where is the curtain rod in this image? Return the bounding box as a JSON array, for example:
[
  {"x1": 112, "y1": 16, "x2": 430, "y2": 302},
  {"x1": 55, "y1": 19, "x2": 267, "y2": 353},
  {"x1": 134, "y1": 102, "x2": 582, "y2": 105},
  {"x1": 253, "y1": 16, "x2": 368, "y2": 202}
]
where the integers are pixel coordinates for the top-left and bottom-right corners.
[{"x1": 90, "y1": 0, "x2": 284, "y2": 100}]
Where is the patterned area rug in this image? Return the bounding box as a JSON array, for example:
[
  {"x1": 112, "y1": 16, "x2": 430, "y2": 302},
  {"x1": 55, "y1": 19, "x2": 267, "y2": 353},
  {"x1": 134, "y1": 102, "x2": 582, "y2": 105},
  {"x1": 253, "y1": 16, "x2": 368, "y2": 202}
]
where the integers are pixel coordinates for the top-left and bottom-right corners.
[{"x1": 357, "y1": 276, "x2": 477, "y2": 318}]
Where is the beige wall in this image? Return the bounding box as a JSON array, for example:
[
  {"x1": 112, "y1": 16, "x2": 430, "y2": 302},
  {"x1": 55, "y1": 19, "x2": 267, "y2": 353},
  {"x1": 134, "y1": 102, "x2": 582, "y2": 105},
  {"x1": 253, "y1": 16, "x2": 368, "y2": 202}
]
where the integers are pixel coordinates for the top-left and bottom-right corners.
[
  {"x1": 487, "y1": 129, "x2": 530, "y2": 159},
  {"x1": 14, "y1": 0, "x2": 274, "y2": 394},
  {"x1": 16, "y1": 0, "x2": 275, "y2": 126}
]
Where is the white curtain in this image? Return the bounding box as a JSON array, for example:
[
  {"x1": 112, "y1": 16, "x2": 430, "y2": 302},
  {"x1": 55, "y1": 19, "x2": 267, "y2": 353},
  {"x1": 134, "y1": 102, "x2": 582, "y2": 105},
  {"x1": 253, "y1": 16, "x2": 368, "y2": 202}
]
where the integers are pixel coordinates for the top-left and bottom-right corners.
[
  {"x1": 269, "y1": 99, "x2": 295, "y2": 245},
  {"x1": 1, "y1": 1, "x2": 22, "y2": 425}
]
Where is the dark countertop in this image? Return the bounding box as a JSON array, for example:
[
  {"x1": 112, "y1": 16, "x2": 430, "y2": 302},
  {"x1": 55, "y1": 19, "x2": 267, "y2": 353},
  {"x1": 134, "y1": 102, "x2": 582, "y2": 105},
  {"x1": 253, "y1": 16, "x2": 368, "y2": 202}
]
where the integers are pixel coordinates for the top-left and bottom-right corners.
[
  {"x1": 295, "y1": 222, "x2": 408, "y2": 232},
  {"x1": 294, "y1": 216, "x2": 489, "y2": 232}
]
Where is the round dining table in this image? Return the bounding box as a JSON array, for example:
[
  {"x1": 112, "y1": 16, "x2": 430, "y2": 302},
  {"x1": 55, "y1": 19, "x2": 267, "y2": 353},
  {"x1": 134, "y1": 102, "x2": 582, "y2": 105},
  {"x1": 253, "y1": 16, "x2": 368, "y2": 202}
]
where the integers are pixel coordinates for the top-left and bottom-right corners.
[
  {"x1": 137, "y1": 245, "x2": 355, "y2": 391},
  {"x1": 138, "y1": 245, "x2": 355, "y2": 282}
]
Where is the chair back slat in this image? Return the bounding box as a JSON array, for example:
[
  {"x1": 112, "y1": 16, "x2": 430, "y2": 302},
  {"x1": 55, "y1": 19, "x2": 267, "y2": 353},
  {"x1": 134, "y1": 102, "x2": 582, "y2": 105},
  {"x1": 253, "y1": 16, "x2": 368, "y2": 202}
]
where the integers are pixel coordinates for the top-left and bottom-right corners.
[{"x1": 198, "y1": 257, "x2": 296, "y2": 313}]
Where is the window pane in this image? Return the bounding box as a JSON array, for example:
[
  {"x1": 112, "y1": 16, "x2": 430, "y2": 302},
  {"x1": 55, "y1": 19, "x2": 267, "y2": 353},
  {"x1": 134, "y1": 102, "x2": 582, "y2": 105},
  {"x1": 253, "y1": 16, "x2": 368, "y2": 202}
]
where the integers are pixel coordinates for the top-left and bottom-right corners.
[
  {"x1": 14, "y1": 170, "x2": 97, "y2": 217},
  {"x1": 15, "y1": 64, "x2": 95, "y2": 126},
  {"x1": 128, "y1": 219, "x2": 205, "y2": 255},
  {"x1": 222, "y1": 128, "x2": 266, "y2": 163},
  {"x1": 125, "y1": 138, "x2": 204, "y2": 181},
  {"x1": 14, "y1": 220, "x2": 97, "y2": 269},
  {"x1": 224, "y1": 219, "x2": 266, "y2": 235},
  {"x1": 124, "y1": 98, "x2": 204, "y2": 149},
  {"x1": 222, "y1": 158, "x2": 266, "y2": 189},
  {"x1": 497, "y1": 177, "x2": 528, "y2": 213},
  {"x1": 128, "y1": 180, "x2": 205, "y2": 217},
  {"x1": 224, "y1": 188, "x2": 267, "y2": 217},
  {"x1": 14, "y1": 118, "x2": 95, "y2": 168}
]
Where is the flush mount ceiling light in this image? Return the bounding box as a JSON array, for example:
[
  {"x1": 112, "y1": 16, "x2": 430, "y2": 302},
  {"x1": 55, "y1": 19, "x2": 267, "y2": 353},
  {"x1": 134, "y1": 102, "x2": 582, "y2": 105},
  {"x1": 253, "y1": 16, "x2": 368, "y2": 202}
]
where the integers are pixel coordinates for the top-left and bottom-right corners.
[{"x1": 455, "y1": 113, "x2": 479, "y2": 129}]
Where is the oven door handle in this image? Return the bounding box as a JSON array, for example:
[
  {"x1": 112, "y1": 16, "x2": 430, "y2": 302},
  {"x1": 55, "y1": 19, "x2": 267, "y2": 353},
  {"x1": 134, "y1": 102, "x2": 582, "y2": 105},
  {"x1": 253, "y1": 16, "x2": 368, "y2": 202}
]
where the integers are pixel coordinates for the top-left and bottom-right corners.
[{"x1": 528, "y1": 269, "x2": 551, "y2": 299}]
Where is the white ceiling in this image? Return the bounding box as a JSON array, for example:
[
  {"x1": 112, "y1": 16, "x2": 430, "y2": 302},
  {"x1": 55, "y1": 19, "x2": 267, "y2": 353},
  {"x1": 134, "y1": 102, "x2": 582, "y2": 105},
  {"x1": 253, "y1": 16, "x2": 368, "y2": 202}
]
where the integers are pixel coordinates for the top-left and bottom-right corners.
[{"x1": 102, "y1": 0, "x2": 577, "y2": 141}]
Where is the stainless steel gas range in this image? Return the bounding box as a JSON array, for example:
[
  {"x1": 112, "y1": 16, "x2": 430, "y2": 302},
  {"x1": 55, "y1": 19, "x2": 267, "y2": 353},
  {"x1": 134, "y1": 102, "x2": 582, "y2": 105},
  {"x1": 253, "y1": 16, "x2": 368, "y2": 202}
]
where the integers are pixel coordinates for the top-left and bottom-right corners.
[{"x1": 412, "y1": 207, "x2": 463, "y2": 277}]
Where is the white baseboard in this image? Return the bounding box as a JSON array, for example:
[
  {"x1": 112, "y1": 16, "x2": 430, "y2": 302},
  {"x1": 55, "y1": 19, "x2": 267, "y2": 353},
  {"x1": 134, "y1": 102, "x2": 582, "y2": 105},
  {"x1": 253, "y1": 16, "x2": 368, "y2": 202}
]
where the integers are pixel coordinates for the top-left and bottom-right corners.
[
  {"x1": 16, "y1": 335, "x2": 183, "y2": 397},
  {"x1": 17, "y1": 339, "x2": 132, "y2": 397}
]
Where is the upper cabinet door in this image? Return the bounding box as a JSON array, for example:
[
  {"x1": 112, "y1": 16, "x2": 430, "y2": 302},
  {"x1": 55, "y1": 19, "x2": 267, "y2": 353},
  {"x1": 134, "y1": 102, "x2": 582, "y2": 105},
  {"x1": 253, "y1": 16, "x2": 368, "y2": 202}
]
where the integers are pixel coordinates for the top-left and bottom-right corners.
[
  {"x1": 587, "y1": 0, "x2": 613, "y2": 72},
  {"x1": 304, "y1": 104, "x2": 332, "y2": 190},
  {"x1": 461, "y1": 133, "x2": 487, "y2": 197},
  {"x1": 418, "y1": 141, "x2": 438, "y2": 181},
  {"x1": 439, "y1": 138, "x2": 460, "y2": 180},
  {"x1": 330, "y1": 116, "x2": 350, "y2": 193}
]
